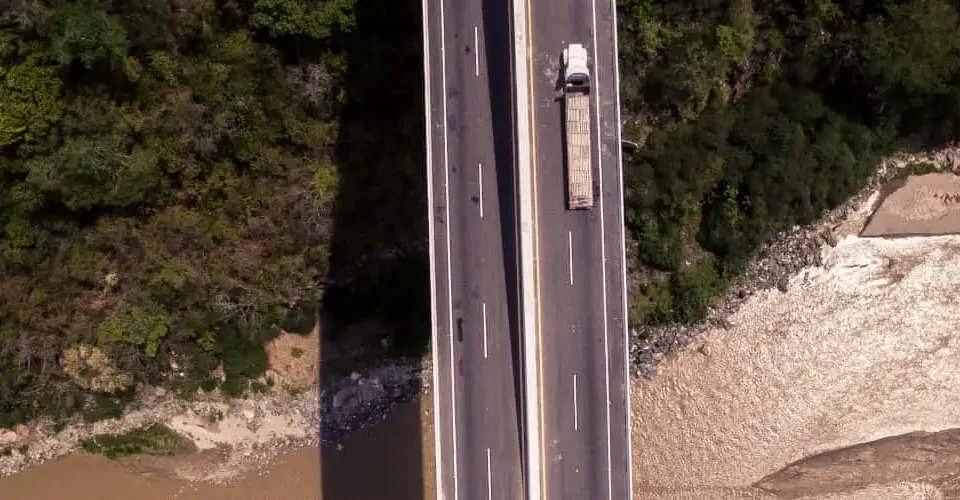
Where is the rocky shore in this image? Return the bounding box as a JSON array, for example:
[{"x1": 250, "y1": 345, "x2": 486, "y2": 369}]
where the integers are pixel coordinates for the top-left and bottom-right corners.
[
  {"x1": 0, "y1": 355, "x2": 424, "y2": 482},
  {"x1": 630, "y1": 144, "x2": 960, "y2": 379}
]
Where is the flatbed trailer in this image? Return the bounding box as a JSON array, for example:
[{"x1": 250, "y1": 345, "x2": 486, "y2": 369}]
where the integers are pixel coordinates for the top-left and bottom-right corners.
[{"x1": 562, "y1": 43, "x2": 593, "y2": 210}]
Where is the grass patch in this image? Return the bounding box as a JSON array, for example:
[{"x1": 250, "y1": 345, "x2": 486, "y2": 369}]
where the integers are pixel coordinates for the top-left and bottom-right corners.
[
  {"x1": 903, "y1": 161, "x2": 940, "y2": 177},
  {"x1": 80, "y1": 423, "x2": 190, "y2": 459}
]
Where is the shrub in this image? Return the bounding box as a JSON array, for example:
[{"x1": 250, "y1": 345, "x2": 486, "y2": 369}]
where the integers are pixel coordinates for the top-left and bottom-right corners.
[
  {"x1": 82, "y1": 388, "x2": 135, "y2": 423},
  {"x1": 96, "y1": 302, "x2": 170, "y2": 358},
  {"x1": 81, "y1": 423, "x2": 189, "y2": 458}
]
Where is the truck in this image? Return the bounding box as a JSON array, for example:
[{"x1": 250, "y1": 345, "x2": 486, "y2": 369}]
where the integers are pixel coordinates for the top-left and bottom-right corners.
[{"x1": 562, "y1": 43, "x2": 593, "y2": 210}]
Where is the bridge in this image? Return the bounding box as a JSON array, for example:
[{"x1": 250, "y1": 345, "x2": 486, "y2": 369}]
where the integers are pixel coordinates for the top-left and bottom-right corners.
[{"x1": 421, "y1": 0, "x2": 632, "y2": 496}]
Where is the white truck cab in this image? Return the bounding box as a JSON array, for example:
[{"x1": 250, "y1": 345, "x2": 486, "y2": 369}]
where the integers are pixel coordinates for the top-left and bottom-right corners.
[{"x1": 562, "y1": 43, "x2": 590, "y2": 91}]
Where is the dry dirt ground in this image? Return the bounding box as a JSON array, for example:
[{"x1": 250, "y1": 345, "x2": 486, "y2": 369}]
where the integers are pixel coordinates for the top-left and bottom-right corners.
[{"x1": 632, "y1": 173, "x2": 960, "y2": 499}]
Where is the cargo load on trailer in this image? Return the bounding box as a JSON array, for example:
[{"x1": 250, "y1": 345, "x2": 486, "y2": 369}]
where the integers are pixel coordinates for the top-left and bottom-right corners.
[{"x1": 562, "y1": 43, "x2": 593, "y2": 210}]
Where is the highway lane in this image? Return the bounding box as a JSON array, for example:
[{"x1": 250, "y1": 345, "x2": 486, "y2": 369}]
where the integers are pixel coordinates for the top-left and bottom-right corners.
[
  {"x1": 423, "y1": 0, "x2": 525, "y2": 497},
  {"x1": 523, "y1": 0, "x2": 632, "y2": 496}
]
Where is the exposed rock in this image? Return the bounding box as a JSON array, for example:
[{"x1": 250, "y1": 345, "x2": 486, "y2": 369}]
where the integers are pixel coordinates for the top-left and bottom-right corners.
[
  {"x1": 332, "y1": 386, "x2": 356, "y2": 409},
  {"x1": 0, "y1": 357, "x2": 423, "y2": 480},
  {"x1": 319, "y1": 362, "x2": 421, "y2": 443},
  {"x1": 0, "y1": 431, "x2": 18, "y2": 445}
]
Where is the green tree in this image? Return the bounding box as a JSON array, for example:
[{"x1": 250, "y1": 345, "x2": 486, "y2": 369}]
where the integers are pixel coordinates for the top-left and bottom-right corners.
[
  {"x1": 861, "y1": 0, "x2": 960, "y2": 95},
  {"x1": 25, "y1": 133, "x2": 161, "y2": 210},
  {"x1": 250, "y1": 0, "x2": 355, "y2": 40},
  {"x1": 24, "y1": 93, "x2": 163, "y2": 209},
  {"x1": 97, "y1": 302, "x2": 170, "y2": 358},
  {"x1": 0, "y1": 32, "x2": 64, "y2": 146},
  {"x1": 50, "y1": 0, "x2": 130, "y2": 69}
]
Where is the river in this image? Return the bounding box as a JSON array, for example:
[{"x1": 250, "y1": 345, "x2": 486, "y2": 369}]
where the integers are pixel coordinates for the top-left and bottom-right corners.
[{"x1": 0, "y1": 399, "x2": 433, "y2": 500}]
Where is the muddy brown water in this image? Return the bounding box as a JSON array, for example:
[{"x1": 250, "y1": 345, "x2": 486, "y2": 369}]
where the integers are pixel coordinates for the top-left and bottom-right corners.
[
  {"x1": 0, "y1": 400, "x2": 431, "y2": 500},
  {"x1": 862, "y1": 173, "x2": 960, "y2": 236},
  {"x1": 631, "y1": 233, "x2": 960, "y2": 498}
]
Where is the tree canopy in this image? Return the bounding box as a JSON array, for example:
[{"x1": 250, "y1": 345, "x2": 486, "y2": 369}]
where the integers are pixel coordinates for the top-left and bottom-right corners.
[
  {"x1": 618, "y1": 0, "x2": 960, "y2": 325},
  {"x1": 0, "y1": 0, "x2": 359, "y2": 425}
]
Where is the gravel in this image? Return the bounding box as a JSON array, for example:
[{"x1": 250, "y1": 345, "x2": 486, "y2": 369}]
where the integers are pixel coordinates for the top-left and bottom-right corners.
[{"x1": 629, "y1": 143, "x2": 960, "y2": 379}]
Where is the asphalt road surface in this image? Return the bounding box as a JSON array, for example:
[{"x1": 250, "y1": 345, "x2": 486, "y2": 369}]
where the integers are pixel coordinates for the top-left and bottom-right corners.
[
  {"x1": 423, "y1": 0, "x2": 526, "y2": 497},
  {"x1": 522, "y1": 0, "x2": 633, "y2": 497}
]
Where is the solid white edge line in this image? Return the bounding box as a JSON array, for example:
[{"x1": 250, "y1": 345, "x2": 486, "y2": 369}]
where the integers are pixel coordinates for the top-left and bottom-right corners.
[
  {"x1": 589, "y1": 1, "x2": 614, "y2": 498},
  {"x1": 474, "y1": 26, "x2": 480, "y2": 76},
  {"x1": 420, "y1": 0, "x2": 444, "y2": 496},
  {"x1": 609, "y1": 0, "x2": 634, "y2": 497},
  {"x1": 482, "y1": 302, "x2": 489, "y2": 359},
  {"x1": 568, "y1": 231, "x2": 574, "y2": 285},
  {"x1": 479, "y1": 162, "x2": 484, "y2": 219},
  {"x1": 439, "y1": 0, "x2": 460, "y2": 498},
  {"x1": 573, "y1": 373, "x2": 579, "y2": 431}
]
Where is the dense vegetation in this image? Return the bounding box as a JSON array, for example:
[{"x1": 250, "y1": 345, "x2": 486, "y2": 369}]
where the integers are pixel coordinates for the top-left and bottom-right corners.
[
  {"x1": 2, "y1": 0, "x2": 959, "y2": 427},
  {"x1": 0, "y1": 0, "x2": 426, "y2": 427},
  {"x1": 618, "y1": 0, "x2": 960, "y2": 325}
]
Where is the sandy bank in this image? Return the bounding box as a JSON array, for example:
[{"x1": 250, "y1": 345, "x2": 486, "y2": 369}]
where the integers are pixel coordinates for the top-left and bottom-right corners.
[
  {"x1": 862, "y1": 172, "x2": 960, "y2": 236},
  {"x1": 0, "y1": 327, "x2": 423, "y2": 486},
  {"x1": 632, "y1": 158, "x2": 960, "y2": 499},
  {"x1": 0, "y1": 394, "x2": 436, "y2": 500},
  {"x1": 632, "y1": 234, "x2": 960, "y2": 493}
]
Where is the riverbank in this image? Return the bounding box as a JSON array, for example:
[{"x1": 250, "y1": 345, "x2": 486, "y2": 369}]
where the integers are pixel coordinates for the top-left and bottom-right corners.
[
  {"x1": 630, "y1": 148, "x2": 960, "y2": 498},
  {"x1": 0, "y1": 394, "x2": 436, "y2": 499},
  {"x1": 0, "y1": 324, "x2": 425, "y2": 485},
  {"x1": 630, "y1": 144, "x2": 960, "y2": 378}
]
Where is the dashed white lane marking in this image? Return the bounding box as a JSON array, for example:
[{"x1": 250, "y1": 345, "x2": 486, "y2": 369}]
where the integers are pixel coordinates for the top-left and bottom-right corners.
[
  {"x1": 573, "y1": 373, "x2": 579, "y2": 431},
  {"x1": 474, "y1": 26, "x2": 480, "y2": 76},
  {"x1": 479, "y1": 162, "x2": 484, "y2": 219},
  {"x1": 482, "y1": 302, "x2": 489, "y2": 359},
  {"x1": 486, "y1": 447, "x2": 493, "y2": 500}
]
